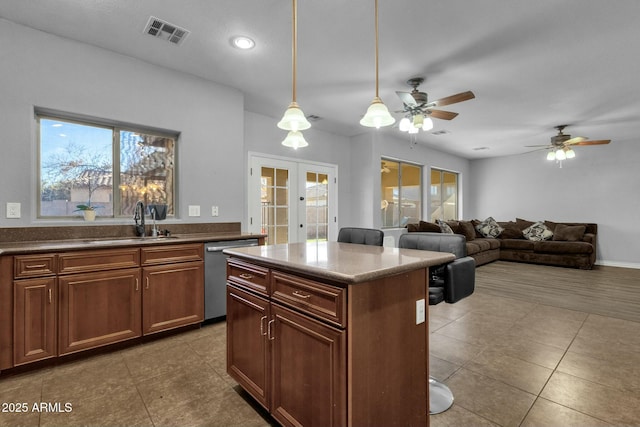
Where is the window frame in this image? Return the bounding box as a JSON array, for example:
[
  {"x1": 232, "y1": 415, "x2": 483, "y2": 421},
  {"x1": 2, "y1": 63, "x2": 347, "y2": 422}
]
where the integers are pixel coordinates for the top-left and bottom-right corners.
[
  {"x1": 380, "y1": 157, "x2": 423, "y2": 229},
  {"x1": 429, "y1": 168, "x2": 459, "y2": 222},
  {"x1": 36, "y1": 109, "x2": 179, "y2": 220}
]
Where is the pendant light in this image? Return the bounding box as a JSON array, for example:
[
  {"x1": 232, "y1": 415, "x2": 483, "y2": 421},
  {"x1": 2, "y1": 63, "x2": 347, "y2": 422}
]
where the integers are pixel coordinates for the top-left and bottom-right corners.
[
  {"x1": 360, "y1": 0, "x2": 395, "y2": 129},
  {"x1": 278, "y1": 0, "x2": 310, "y2": 148}
]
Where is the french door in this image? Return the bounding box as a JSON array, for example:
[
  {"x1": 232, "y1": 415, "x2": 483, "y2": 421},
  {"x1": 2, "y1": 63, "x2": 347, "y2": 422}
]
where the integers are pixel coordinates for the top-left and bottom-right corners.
[{"x1": 248, "y1": 155, "x2": 337, "y2": 245}]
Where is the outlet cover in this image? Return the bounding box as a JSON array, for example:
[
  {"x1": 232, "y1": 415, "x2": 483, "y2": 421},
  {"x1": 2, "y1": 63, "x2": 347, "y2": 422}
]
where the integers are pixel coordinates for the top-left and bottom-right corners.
[
  {"x1": 6, "y1": 202, "x2": 21, "y2": 219},
  {"x1": 188, "y1": 205, "x2": 200, "y2": 217},
  {"x1": 211, "y1": 206, "x2": 219, "y2": 217},
  {"x1": 416, "y1": 299, "x2": 425, "y2": 324}
]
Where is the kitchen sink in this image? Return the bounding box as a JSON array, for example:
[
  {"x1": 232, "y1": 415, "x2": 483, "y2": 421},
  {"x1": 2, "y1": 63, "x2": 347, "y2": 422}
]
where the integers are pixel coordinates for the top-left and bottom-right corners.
[{"x1": 83, "y1": 236, "x2": 178, "y2": 244}]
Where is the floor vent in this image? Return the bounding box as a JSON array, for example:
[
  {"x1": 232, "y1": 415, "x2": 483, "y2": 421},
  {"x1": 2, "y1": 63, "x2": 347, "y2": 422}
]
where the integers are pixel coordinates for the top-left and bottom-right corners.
[{"x1": 144, "y1": 16, "x2": 190, "y2": 46}]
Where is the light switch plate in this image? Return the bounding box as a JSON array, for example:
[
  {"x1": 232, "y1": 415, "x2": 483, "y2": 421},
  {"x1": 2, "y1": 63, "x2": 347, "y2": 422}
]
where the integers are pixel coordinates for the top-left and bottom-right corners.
[
  {"x1": 416, "y1": 299, "x2": 425, "y2": 325},
  {"x1": 188, "y1": 205, "x2": 200, "y2": 217},
  {"x1": 6, "y1": 202, "x2": 21, "y2": 219}
]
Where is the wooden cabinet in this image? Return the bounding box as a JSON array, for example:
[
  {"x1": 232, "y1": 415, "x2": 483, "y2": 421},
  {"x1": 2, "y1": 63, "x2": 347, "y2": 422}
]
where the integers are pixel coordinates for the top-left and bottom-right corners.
[
  {"x1": 227, "y1": 284, "x2": 271, "y2": 409},
  {"x1": 13, "y1": 277, "x2": 57, "y2": 365},
  {"x1": 58, "y1": 268, "x2": 141, "y2": 355},
  {"x1": 142, "y1": 261, "x2": 204, "y2": 334},
  {"x1": 141, "y1": 244, "x2": 204, "y2": 335},
  {"x1": 1, "y1": 242, "x2": 206, "y2": 369},
  {"x1": 227, "y1": 254, "x2": 430, "y2": 427},
  {"x1": 227, "y1": 264, "x2": 347, "y2": 427}
]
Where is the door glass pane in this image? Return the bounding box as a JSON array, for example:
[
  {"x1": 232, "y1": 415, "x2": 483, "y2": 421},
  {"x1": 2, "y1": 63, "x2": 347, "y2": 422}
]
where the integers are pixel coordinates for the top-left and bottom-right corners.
[
  {"x1": 261, "y1": 167, "x2": 289, "y2": 245},
  {"x1": 430, "y1": 169, "x2": 442, "y2": 222},
  {"x1": 305, "y1": 172, "x2": 328, "y2": 242},
  {"x1": 430, "y1": 169, "x2": 458, "y2": 221}
]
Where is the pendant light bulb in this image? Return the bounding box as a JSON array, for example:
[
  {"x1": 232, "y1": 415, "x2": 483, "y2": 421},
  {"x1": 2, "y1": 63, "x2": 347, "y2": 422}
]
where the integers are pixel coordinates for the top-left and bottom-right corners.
[
  {"x1": 399, "y1": 117, "x2": 411, "y2": 132},
  {"x1": 422, "y1": 116, "x2": 434, "y2": 131},
  {"x1": 555, "y1": 148, "x2": 566, "y2": 160},
  {"x1": 546, "y1": 151, "x2": 556, "y2": 161},
  {"x1": 360, "y1": 0, "x2": 395, "y2": 129},
  {"x1": 565, "y1": 148, "x2": 576, "y2": 159}
]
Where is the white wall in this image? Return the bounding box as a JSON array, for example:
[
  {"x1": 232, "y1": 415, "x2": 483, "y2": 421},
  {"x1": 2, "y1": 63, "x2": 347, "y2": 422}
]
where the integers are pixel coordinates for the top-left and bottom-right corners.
[
  {"x1": 469, "y1": 141, "x2": 640, "y2": 267},
  {"x1": 0, "y1": 18, "x2": 244, "y2": 227}
]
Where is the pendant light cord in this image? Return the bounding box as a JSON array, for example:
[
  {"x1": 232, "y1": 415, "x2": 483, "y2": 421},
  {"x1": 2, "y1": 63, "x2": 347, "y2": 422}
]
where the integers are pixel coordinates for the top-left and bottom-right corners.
[
  {"x1": 292, "y1": 0, "x2": 298, "y2": 103},
  {"x1": 374, "y1": 0, "x2": 379, "y2": 99}
]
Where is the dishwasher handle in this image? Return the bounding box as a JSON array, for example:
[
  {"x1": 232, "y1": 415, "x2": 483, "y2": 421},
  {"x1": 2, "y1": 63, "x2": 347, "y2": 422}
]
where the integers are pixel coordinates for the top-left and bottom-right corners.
[{"x1": 206, "y1": 241, "x2": 259, "y2": 252}]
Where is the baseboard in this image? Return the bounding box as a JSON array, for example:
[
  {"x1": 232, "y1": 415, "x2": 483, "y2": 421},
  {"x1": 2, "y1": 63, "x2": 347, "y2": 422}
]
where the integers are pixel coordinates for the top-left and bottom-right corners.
[{"x1": 595, "y1": 260, "x2": 640, "y2": 270}]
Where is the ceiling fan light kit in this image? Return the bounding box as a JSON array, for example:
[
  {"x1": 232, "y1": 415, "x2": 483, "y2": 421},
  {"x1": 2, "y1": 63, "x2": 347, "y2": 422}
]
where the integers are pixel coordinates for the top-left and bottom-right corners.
[
  {"x1": 279, "y1": 0, "x2": 310, "y2": 148},
  {"x1": 360, "y1": 0, "x2": 395, "y2": 129}
]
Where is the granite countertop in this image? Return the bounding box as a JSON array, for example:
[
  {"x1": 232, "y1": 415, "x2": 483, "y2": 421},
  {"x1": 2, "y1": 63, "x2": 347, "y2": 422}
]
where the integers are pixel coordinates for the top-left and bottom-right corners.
[
  {"x1": 0, "y1": 232, "x2": 265, "y2": 255},
  {"x1": 224, "y1": 241, "x2": 455, "y2": 284}
]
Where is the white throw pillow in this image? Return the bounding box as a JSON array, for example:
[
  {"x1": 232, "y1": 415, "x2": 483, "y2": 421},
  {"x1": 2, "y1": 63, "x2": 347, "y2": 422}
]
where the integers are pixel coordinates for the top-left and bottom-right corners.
[
  {"x1": 475, "y1": 217, "x2": 504, "y2": 238},
  {"x1": 522, "y1": 221, "x2": 554, "y2": 241}
]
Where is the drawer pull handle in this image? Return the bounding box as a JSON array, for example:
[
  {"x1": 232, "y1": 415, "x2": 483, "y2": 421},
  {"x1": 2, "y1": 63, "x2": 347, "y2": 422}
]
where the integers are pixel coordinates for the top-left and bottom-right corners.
[
  {"x1": 146, "y1": 277, "x2": 150, "y2": 289},
  {"x1": 26, "y1": 264, "x2": 47, "y2": 269},
  {"x1": 135, "y1": 278, "x2": 139, "y2": 291},
  {"x1": 239, "y1": 273, "x2": 254, "y2": 280},
  {"x1": 260, "y1": 316, "x2": 267, "y2": 336},
  {"x1": 49, "y1": 288, "x2": 52, "y2": 304},
  {"x1": 292, "y1": 290, "x2": 311, "y2": 299}
]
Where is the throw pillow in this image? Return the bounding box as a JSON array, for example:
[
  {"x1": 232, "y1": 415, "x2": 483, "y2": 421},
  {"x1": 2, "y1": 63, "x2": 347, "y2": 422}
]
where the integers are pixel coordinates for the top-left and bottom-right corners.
[
  {"x1": 475, "y1": 217, "x2": 504, "y2": 238},
  {"x1": 436, "y1": 219, "x2": 454, "y2": 234},
  {"x1": 515, "y1": 218, "x2": 536, "y2": 231},
  {"x1": 552, "y1": 224, "x2": 586, "y2": 241},
  {"x1": 418, "y1": 221, "x2": 441, "y2": 233},
  {"x1": 522, "y1": 221, "x2": 554, "y2": 241},
  {"x1": 500, "y1": 225, "x2": 524, "y2": 239},
  {"x1": 458, "y1": 221, "x2": 476, "y2": 241}
]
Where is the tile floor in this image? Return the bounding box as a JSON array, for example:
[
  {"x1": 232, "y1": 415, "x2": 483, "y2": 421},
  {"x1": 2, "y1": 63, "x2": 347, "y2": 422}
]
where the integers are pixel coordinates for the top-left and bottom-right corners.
[{"x1": 1, "y1": 280, "x2": 639, "y2": 426}]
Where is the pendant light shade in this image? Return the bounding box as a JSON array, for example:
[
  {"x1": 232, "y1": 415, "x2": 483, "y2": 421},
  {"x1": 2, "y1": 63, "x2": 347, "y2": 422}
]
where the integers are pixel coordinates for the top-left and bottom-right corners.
[
  {"x1": 279, "y1": 0, "x2": 310, "y2": 146},
  {"x1": 360, "y1": 0, "x2": 395, "y2": 128},
  {"x1": 281, "y1": 130, "x2": 309, "y2": 149}
]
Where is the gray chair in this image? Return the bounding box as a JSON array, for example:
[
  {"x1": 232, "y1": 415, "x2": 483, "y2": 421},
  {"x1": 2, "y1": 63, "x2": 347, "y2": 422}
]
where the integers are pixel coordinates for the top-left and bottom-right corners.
[
  {"x1": 337, "y1": 227, "x2": 384, "y2": 246},
  {"x1": 398, "y1": 232, "x2": 476, "y2": 414}
]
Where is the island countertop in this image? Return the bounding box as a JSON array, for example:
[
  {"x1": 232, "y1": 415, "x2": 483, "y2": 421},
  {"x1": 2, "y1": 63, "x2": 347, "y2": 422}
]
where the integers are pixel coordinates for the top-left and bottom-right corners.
[{"x1": 224, "y1": 241, "x2": 455, "y2": 284}]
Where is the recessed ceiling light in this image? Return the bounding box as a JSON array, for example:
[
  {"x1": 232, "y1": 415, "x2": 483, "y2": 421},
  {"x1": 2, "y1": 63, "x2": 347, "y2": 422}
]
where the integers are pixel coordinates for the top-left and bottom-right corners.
[{"x1": 231, "y1": 36, "x2": 255, "y2": 50}]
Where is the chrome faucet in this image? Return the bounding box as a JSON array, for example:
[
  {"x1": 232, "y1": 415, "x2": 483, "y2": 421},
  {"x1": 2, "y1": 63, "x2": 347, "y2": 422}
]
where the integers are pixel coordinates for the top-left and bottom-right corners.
[
  {"x1": 134, "y1": 201, "x2": 146, "y2": 237},
  {"x1": 150, "y1": 207, "x2": 158, "y2": 237}
]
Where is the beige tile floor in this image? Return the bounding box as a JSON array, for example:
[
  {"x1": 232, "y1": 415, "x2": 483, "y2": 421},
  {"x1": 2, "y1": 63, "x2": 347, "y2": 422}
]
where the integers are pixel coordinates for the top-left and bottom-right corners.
[{"x1": 1, "y1": 280, "x2": 639, "y2": 426}]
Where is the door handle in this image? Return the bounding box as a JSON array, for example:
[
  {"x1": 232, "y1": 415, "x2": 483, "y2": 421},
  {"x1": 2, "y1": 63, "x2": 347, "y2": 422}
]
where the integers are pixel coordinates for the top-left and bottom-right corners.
[
  {"x1": 135, "y1": 278, "x2": 139, "y2": 291},
  {"x1": 267, "y1": 319, "x2": 275, "y2": 341},
  {"x1": 49, "y1": 288, "x2": 52, "y2": 304},
  {"x1": 260, "y1": 316, "x2": 267, "y2": 336},
  {"x1": 145, "y1": 277, "x2": 150, "y2": 289}
]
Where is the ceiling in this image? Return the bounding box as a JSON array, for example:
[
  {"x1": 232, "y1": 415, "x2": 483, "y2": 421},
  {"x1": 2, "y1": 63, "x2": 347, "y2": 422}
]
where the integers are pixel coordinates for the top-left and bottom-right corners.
[{"x1": 1, "y1": 0, "x2": 639, "y2": 159}]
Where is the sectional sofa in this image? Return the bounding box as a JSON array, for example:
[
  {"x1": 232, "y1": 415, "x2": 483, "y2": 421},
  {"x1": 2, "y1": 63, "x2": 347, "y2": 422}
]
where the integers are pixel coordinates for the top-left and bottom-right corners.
[{"x1": 407, "y1": 217, "x2": 597, "y2": 269}]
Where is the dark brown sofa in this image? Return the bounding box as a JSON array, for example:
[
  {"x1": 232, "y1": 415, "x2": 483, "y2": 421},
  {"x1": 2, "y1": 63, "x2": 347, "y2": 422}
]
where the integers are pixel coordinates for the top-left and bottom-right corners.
[{"x1": 407, "y1": 219, "x2": 597, "y2": 269}]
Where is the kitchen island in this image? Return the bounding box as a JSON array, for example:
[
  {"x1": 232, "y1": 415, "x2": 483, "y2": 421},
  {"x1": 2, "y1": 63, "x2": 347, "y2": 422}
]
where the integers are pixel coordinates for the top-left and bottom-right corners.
[{"x1": 224, "y1": 241, "x2": 455, "y2": 427}]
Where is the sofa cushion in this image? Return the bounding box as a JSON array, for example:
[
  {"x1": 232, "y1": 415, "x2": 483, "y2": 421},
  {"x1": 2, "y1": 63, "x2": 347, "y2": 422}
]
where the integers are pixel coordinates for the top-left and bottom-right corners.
[
  {"x1": 436, "y1": 219, "x2": 454, "y2": 234},
  {"x1": 465, "y1": 241, "x2": 481, "y2": 255},
  {"x1": 501, "y1": 239, "x2": 535, "y2": 250},
  {"x1": 516, "y1": 218, "x2": 536, "y2": 230},
  {"x1": 523, "y1": 221, "x2": 554, "y2": 241},
  {"x1": 475, "y1": 217, "x2": 504, "y2": 238},
  {"x1": 458, "y1": 221, "x2": 476, "y2": 241},
  {"x1": 500, "y1": 223, "x2": 524, "y2": 239},
  {"x1": 410, "y1": 221, "x2": 441, "y2": 233},
  {"x1": 534, "y1": 241, "x2": 593, "y2": 255},
  {"x1": 552, "y1": 224, "x2": 586, "y2": 241}
]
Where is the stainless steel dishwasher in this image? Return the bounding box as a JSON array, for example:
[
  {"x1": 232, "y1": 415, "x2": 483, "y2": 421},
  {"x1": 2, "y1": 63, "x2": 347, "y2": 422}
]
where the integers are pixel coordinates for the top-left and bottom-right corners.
[{"x1": 204, "y1": 239, "x2": 259, "y2": 320}]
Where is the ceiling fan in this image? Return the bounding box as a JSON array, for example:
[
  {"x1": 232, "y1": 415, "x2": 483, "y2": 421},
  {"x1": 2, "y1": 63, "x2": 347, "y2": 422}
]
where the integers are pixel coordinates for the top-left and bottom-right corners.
[
  {"x1": 395, "y1": 77, "x2": 475, "y2": 133},
  {"x1": 526, "y1": 125, "x2": 611, "y2": 161}
]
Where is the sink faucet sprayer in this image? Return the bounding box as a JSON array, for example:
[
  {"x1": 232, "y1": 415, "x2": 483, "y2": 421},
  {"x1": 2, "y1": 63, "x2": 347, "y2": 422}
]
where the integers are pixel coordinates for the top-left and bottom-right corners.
[{"x1": 134, "y1": 201, "x2": 145, "y2": 237}]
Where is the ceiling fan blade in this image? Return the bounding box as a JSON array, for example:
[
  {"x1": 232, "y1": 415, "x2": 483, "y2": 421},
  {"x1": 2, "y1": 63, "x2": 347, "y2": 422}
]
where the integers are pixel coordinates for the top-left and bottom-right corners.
[
  {"x1": 525, "y1": 144, "x2": 552, "y2": 148},
  {"x1": 428, "y1": 109, "x2": 458, "y2": 120},
  {"x1": 396, "y1": 91, "x2": 418, "y2": 107},
  {"x1": 573, "y1": 139, "x2": 611, "y2": 146},
  {"x1": 431, "y1": 91, "x2": 475, "y2": 107},
  {"x1": 564, "y1": 136, "x2": 587, "y2": 145}
]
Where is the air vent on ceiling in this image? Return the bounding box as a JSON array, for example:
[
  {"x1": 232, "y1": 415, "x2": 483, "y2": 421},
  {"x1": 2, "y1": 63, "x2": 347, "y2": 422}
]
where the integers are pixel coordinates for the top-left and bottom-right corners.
[
  {"x1": 306, "y1": 114, "x2": 322, "y2": 122},
  {"x1": 431, "y1": 130, "x2": 450, "y2": 136},
  {"x1": 144, "y1": 16, "x2": 190, "y2": 46}
]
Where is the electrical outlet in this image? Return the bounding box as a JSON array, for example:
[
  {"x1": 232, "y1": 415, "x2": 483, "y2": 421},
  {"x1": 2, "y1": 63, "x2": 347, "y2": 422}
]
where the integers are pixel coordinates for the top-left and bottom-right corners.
[
  {"x1": 211, "y1": 206, "x2": 219, "y2": 217},
  {"x1": 6, "y1": 202, "x2": 21, "y2": 219},
  {"x1": 188, "y1": 205, "x2": 200, "y2": 217},
  {"x1": 416, "y1": 299, "x2": 425, "y2": 325}
]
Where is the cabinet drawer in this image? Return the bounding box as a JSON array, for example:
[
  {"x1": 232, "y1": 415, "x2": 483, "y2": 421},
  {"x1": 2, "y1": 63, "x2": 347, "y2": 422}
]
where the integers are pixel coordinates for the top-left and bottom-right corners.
[
  {"x1": 227, "y1": 258, "x2": 270, "y2": 296},
  {"x1": 141, "y1": 244, "x2": 204, "y2": 265},
  {"x1": 14, "y1": 254, "x2": 56, "y2": 278},
  {"x1": 271, "y1": 271, "x2": 345, "y2": 328},
  {"x1": 58, "y1": 248, "x2": 140, "y2": 274}
]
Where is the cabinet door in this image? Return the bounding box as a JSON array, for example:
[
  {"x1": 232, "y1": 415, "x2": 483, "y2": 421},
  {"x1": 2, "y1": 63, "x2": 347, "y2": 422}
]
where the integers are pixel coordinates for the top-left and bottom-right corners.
[
  {"x1": 271, "y1": 303, "x2": 346, "y2": 427},
  {"x1": 14, "y1": 278, "x2": 57, "y2": 365},
  {"x1": 58, "y1": 268, "x2": 141, "y2": 355},
  {"x1": 227, "y1": 284, "x2": 271, "y2": 410},
  {"x1": 142, "y1": 261, "x2": 204, "y2": 334}
]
